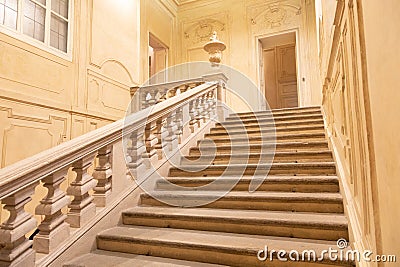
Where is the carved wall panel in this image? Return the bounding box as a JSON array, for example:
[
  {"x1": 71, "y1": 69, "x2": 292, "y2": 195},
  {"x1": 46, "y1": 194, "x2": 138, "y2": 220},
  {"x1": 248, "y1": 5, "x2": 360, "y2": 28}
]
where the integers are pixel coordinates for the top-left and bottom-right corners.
[
  {"x1": 321, "y1": 0, "x2": 376, "y2": 253},
  {"x1": 0, "y1": 99, "x2": 69, "y2": 168},
  {"x1": 87, "y1": 70, "x2": 131, "y2": 120}
]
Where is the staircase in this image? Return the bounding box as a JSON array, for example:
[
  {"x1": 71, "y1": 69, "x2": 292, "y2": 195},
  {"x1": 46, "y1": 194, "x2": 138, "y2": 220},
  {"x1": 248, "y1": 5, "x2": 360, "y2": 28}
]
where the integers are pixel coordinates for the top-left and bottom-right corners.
[{"x1": 65, "y1": 106, "x2": 353, "y2": 267}]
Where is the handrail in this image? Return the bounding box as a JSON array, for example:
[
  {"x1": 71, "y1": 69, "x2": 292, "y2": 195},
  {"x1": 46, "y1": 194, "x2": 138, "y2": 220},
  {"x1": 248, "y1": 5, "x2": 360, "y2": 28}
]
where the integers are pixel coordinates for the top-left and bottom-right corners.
[{"x1": 0, "y1": 82, "x2": 217, "y2": 200}]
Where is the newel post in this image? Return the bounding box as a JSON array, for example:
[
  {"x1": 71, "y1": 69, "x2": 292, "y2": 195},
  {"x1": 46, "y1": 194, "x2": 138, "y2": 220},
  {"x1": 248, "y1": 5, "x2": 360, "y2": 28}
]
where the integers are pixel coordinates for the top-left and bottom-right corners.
[{"x1": 0, "y1": 183, "x2": 38, "y2": 266}]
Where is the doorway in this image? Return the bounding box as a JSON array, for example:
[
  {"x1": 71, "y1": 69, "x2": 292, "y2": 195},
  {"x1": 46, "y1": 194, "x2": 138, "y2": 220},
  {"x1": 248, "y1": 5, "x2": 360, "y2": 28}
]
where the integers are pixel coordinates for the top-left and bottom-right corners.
[
  {"x1": 260, "y1": 32, "x2": 298, "y2": 109},
  {"x1": 149, "y1": 33, "x2": 168, "y2": 84}
]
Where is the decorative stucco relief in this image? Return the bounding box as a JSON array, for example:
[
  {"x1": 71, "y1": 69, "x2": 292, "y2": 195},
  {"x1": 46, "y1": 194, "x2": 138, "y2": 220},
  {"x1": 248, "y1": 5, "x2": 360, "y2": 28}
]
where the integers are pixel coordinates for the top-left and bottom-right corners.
[
  {"x1": 183, "y1": 19, "x2": 226, "y2": 46},
  {"x1": 249, "y1": 3, "x2": 301, "y2": 31}
]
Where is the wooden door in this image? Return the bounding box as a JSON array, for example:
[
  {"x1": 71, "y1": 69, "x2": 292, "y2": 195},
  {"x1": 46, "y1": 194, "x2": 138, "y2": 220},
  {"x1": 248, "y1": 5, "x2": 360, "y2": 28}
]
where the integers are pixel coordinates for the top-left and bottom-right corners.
[{"x1": 276, "y1": 44, "x2": 298, "y2": 108}]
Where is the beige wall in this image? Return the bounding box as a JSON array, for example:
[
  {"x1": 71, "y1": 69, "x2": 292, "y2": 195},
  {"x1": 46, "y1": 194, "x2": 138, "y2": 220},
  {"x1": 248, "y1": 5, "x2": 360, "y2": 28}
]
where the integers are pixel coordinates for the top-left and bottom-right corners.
[
  {"x1": 0, "y1": 0, "x2": 171, "y2": 167},
  {"x1": 361, "y1": 0, "x2": 400, "y2": 258},
  {"x1": 176, "y1": 0, "x2": 321, "y2": 111},
  {"x1": 140, "y1": 0, "x2": 178, "y2": 83}
]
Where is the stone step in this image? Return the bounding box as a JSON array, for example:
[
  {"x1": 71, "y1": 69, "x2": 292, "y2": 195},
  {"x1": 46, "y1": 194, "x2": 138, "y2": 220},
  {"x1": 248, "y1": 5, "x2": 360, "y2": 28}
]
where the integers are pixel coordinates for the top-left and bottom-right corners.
[
  {"x1": 234, "y1": 106, "x2": 321, "y2": 116},
  {"x1": 222, "y1": 113, "x2": 323, "y2": 125},
  {"x1": 189, "y1": 141, "x2": 329, "y2": 155},
  {"x1": 199, "y1": 132, "x2": 326, "y2": 145},
  {"x1": 168, "y1": 163, "x2": 337, "y2": 177},
  {"x1": 205, "y1": 125, "x2": 325, "y2": 137},
  {"x1": 63, "y1": 250, "x2": 226, "y2": 267},
  {"x1": 122, "y1": 207, "x2": 348, "y2": 241},
  {"x1": 140, "y1": 191, "x2": 344, "y2": 213},
  {"x1": 210, "y1": 119, "x2": 324, "y2": 133},
  {"x1": 226, "y1": 110, "x2": 322, "y2": 121},
  {"x1": 182, "y1": 151, "x2": 333, "y2": 164},
  {"x1": 97, "y1": 226, "x2": 353, "y2": 266},
  {"x1": 156, "y1": 176, "x2": 340, "y2": 193}
]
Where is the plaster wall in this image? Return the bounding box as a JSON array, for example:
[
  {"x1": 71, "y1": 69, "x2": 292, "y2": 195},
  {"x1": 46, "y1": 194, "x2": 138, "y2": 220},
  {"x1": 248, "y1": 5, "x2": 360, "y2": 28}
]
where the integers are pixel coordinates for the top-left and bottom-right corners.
[{"x1": 361, "y1": 0, "x2": 400, "y2": 258}]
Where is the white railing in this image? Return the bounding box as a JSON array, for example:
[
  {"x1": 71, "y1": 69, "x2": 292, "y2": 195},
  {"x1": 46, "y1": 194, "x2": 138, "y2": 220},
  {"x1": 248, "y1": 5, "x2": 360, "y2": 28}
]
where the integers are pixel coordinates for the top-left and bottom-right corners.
[
  {"x1": 0, "y1": 73, "x2": 227, "y2": 266},
  {"x1": 130, "y1": 73, "x2": 228, "y2": 111}
]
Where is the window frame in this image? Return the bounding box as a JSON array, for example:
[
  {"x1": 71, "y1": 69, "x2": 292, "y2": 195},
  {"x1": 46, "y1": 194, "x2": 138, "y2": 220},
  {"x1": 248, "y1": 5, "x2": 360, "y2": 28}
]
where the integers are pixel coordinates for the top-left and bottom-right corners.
[{"x1": 0, "y1": 0, "x2": 73, "y2": 61}]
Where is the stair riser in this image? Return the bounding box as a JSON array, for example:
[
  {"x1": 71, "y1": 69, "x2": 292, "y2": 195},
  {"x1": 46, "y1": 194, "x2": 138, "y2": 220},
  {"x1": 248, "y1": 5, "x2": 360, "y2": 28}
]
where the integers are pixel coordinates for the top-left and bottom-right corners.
[
  {"x1": 228, "y1": 110, "x2": 322, "y2": 120},
  {"x1": 206, "y1": 128, "x2": 325, "y2": 137},
  {"x1": 210, "y1": 121, "x2": 324, "y2": 133},
  {"x1": 189, "y1": 144, "x2": 330, "y2": 155},
  {"x1": 97, "y1": 238, "x2": 349, "y2": 267},
  {"x1": 206, "y1": 129, "x2": 325, "y2": 139},
  {"x1": 221, "y1": 115, "x2": 323, "y2": 126},
  {"x1": 199, "y1": 135, "x2": 326, "y2": 145},
  {"x1": 156, "y1": 181, "x2": 339, "y2": 193},
  {"x1": 169, "y1": 166, "x2": 337, "y2": 177},
  {"x1": 122, "y1": 216, "x2": 348, "y2": 241},
  {"x1": 140, "y1": 196, "x2": 344, "y2": 213},
  {"x1": 183, "y1": 153, "x2": 333, "y2": 164},
  {"x1": 236, "y1": 107, "x2": 321, "y2": 115},
  {"x1": 214, "y1": 119, "x2": 324, "y2": 129}
]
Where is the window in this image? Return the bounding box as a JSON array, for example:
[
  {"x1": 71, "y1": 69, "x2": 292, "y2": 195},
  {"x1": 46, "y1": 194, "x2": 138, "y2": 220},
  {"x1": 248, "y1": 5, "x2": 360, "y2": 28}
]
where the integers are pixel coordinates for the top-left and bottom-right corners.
[{"x1": 0, "y1": 0, "x2": 72, "y2": 58}]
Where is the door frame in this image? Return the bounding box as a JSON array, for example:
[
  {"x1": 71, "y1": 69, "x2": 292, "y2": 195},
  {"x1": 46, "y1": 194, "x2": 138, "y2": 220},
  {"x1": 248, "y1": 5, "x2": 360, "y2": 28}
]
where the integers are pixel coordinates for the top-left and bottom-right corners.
[
  {"x1": 255, "y1": 28, "x2": 301, "y2": 110},
  {"x1": 148, "y1": 32, "x2": 169, "y2": 83}
]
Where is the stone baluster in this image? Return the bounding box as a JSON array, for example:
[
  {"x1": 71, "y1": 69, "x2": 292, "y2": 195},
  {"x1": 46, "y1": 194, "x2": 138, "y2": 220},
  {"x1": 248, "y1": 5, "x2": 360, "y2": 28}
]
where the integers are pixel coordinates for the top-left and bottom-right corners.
[
  {"x1": 93, "y1": 146, "x2": 112, "y2": 207},
  {"x1": 126, "y1": 128, "x2": 145, "y2": 177},
  {"x1": 33, "y1": 168, "x2": 70, "y2": 254},
  {"x1": 180, "y1": 84, "x2": 189, "y2": 94},
  {"x1": 0, "y1": 183, "x2": 38, "y2": 266},
  {"x1": 194, "y1": 96, "x2": 203, "y2": 128},
  {"x1": 154, "y1": 118, "x2": 168, "y2": 159},
  {"x1": 143, "y1": 89, "x2": 157, "y2": 108},
  {"x1": 164, "y1": 111, "x2": 178, "y2": 152},
  {"x1": 200, "y1": 93, "x2": 209, "y2": 123},
  {"x1": 189, "y1": 99, "x2": 198, "y2": 133},
  {"x1": 67, "y1": 154, "x2": 97, "y2": 228},
  {"x1": 142, "y1": 121, "x2": 158, "y2": 168},
  {"x1": 174, "y1": 106, "x2": 184, "y2": 143},
  {"x1": 208, "y1": 90, "x2": 216, "y2": 118},
  {"x1": 141, "y1": 92, "x2": 149, "y2": 109}
]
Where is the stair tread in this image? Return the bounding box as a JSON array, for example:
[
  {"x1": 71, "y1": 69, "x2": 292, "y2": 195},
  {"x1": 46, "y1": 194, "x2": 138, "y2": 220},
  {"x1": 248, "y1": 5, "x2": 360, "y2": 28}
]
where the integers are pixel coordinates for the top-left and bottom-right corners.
[
  {"x1": 214, "y1": 119, "x2": 324, "y2": 128},
  {"x1": 143, "y1": 191, "x2": 343, "y2": 201},
  {"x1": 172, "y1": 162, "x2": 336, "y2": 169},
  {"x1": 98, "y1": 225, "x2": 348, "y2": 256},
  {"x1": 191, "y1": 140, "x2": 329, "y2": 148},
  {"x1": 204, "y1": 132, "x2": 326, "y2": 139},
  {"x1": 223, "y1": 114, "x2": 323, "y2": 124},
  {"x1": 184, "y1": 150, "x2": 333, "y2": 158},
  {"x1": 64, "y1": 250, "x2": 226, "y2": 267},
  {"x1": 225, "y1": 116, "x2": 322, "y2": 123},
  {"x1": 160, "y1": 175, "x2": 339, "y2": 183},
  {"x1": 123, "y1": 206, "x2": 347, "y2": 228},
  {"x1": 234, "y1": 106, "x2": 321, "y2": 115}
]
